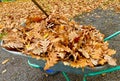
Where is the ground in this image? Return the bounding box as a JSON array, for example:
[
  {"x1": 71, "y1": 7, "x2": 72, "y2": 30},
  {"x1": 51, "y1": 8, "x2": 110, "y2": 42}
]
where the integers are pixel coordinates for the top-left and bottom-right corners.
[{"x1": 0, "y1": 8, "x2": 120, "y2": 81}]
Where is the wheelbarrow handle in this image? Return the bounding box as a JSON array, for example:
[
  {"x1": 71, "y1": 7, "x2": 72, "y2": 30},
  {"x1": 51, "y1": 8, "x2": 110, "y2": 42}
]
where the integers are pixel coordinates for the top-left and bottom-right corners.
[
  {"x1": 104, "y1": 31, "x2": 120, "y2": 41},
  {"x1": 28, "y1": 60, "x2": 41, "y2": 68}
]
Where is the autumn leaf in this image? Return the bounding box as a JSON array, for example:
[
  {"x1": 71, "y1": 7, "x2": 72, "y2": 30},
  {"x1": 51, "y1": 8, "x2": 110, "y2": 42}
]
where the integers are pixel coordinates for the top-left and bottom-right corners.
[
  {"x1": 54, "y1": 43, "x2": 66, "y2": 52},
  {"x1": 104, "y1": 55, "x2": 117, "y2": 66},
  {"x1": 26, "y1": 43, "x2": 36, "y2": 51},
  {"x1": 78, "y1": 49, "x2": 90, "y2": 58},
  {"x1": 69, "y1": 31, "x2": 79, "y2": 42},
  {"x1": 107, "y1": 49, "x2": 116, "y2": 56},
  {"x1": 40, "y1": 39, "x2": 50, "y2": 52},
  {"x1": 56, "y1": 52, "x2": 65, "y2": 59},
  {"x1": 71, "y1": 59, "x2": 88, "y2": 68},
  {"x1": 32, "y1": 48, "x2": 43, "y2": 55},
  {"x1": 90, "y1": 58, "x2": 98, "y2": 65},
  {"x1": 99, "y1": 59, "x2": 107, "y2": 65},
  {"x1": 90, "y1": 49, "x2": 102, "y2": 59},
  {"x1": 3, "y1": 42, "x2": 23, "y2": 49},
  {"x1": 44, "y1": 52, "x2": 58, "y2": 70}
]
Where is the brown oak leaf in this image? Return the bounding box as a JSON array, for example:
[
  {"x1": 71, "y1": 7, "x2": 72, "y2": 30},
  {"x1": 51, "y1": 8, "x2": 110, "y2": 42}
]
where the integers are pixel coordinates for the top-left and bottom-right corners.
[
  {"x1": 44, "y1": 52, "x2": 58, "y2": 70},
  {"x1": 3, "y1": 42, "x2": 23, "y2": 48},
  {"x1": 104, "y1": 55, "x2": 117, "y2": 66},
  {"x1": 40, "y1": 39, "x2": 50, "y2": 52}
]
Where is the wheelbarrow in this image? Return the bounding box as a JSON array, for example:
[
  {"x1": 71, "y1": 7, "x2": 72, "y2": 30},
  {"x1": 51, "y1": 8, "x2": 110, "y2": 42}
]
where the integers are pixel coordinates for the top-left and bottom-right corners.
[{"x1": 1, "y1": 31, "x2": 120, "y2": 81}]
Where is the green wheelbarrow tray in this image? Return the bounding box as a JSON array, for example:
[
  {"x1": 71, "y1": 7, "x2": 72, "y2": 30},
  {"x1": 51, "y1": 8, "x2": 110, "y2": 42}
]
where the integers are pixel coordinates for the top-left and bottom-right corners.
[{"x1": 1, "y1": 31, "x2": 120, "y2": 81}]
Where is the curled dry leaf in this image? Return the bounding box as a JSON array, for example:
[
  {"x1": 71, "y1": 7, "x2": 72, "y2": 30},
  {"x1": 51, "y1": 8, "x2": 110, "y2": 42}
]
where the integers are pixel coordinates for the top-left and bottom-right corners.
[
  {"x1": 54, "y1": 43, "x2": 66, "y2": 52},
  {"x1": 107, "y1": 49, "x2": 116, "y2": 56},
  {"x1": 32, "y1": 48, "x2": 43, "y2": 55},
  {"x1": 71, "y1": 59, "x2": 88, "y2": 68},
  {"x1": 104, "y1": 55, "x2": 117, "y2": 66},
  {"x1": 44, "y1": 52, "x2": 58, "y2": 70},
  {"x1": 2, "y1": 42, "x2": 23, "y2": 49},
  {"x1": 57, "y1": 52, "x2": 65, "y2": 59},
  {"x1": 63, "y1": 61, "x2": 70, "y2": 66},
  {"x1": 78, "y1": 49, "x2": 90, "y2": 58},
  {"x1": 99, "y1": 59, "x2": 107, "y2": 65},
  {"x1": 25, "y1": 43, "x2": 36, "y2": 51},
  {"x1": 90, "y1": 49, "x2": 102, "y2": 59},
  {"x1": 40, "y1": 39, "x2": 50, "y2": 52},
  {"x1": 90, "y1": 58, "x2": 98, "y2": 65},
  {"x1": 51, "y1": 37, "x2": 63, "y2": 43},
  {"x1": 69, "y1": 31, "x2": 78, "y2": 42}
]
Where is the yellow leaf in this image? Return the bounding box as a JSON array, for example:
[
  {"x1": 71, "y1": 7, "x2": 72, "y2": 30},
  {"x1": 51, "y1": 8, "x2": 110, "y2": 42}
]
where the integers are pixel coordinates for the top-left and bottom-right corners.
[
  {"x1": 44, "y1": 33, "x2": 49, "y2": 39},
  {"x1": 99, "y1": 59, "x2": 107, "y2": 65},
  {"x1": 59, "y1": 25, "x2": 65, "y2": 31},
  {"x1": 107, "y1": 49, "x2": 116, "y2": 56}
]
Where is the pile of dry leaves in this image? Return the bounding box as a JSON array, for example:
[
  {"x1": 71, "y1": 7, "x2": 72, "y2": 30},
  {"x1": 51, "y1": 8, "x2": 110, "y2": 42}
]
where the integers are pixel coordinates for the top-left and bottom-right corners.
[
  {"x1": 0, "y1": 12, "x2": 116, "y2": 70},
  {"x1": 33, "y1": 0, "x2": 120, "y2": 18}
]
